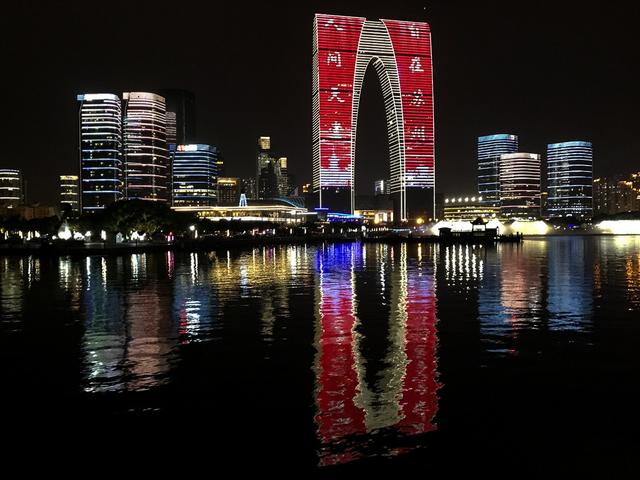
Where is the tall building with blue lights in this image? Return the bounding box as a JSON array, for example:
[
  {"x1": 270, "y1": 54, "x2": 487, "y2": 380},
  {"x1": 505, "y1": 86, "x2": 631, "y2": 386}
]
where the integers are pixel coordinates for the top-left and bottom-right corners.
[
  {"x1": 77, "y1": 94, "x2": 124, "y2": 212},
  {"x1": 477, "y1": 134, "x2": 518, "y2": 206},
  {"x1": 547, "y1": 141, "x2": 593, "y2": 219},
  {"x1": 171, "y1": 144, "x2": 218, "y2": 207}
]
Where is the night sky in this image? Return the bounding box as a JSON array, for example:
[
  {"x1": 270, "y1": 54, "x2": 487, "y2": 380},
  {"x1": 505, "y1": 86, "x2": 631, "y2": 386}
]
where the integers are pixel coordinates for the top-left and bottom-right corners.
[{"x1": 2, "y1": 0, "x2": 639, "y2": 204}]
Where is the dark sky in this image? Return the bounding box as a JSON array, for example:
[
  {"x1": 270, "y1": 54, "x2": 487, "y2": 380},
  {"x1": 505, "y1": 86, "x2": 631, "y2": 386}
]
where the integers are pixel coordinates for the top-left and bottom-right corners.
[{"x1": 2, "y1": 0, "x2": 639, "y2": 204}]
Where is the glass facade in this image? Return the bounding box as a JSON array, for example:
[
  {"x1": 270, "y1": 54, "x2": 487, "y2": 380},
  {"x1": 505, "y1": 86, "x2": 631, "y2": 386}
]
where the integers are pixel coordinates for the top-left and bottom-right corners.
[
  {"x1": 499, "y1": 153, "x2": 541, "y2": 220},
  {"x1": 59, "y1": 174, "x2": 80, "y2": 215},
  {"x1": 547, "y1": 141, "x2": 593, "y2": 219},
  {"x1": 477, "y1": 134, "x2": 518, "y2": 206},
  {"x1": 172, "y1": 144, "x2": 218, "y2": 207},
  {"x1": 0, "y1": 169, "x2": 23, "y2": 209},
  {"x1": 313, "y1": 14, "x2": 434, "y2": 220},
  {"x1": 77, "y1": 93, "x2": 124, "y2": 212},
  {"x1": 123, "y1": 92, "x2": 169, "y2": 202}
]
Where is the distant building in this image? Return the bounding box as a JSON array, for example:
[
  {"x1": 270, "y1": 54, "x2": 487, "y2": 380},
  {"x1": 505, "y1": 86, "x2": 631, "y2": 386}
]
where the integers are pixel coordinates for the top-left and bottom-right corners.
[
  {"x1": 172, "y1": 144, "x2": 218, "y2": 207},
  {"x1": 59, "y1": 175, "x2": 80, "y2": 215},
  {"x1": 499, "y1": 152, "x2": 541, "y2": 220},
  {"x1": 547, "y1": 141, "x2": 593, "y2": 219},
  {"x1": 593, "y1": 173, "x2": 640, "y2": 215},
  {"x1": 374, "y1": 180, "x2": 389, "y2": 196},
  {"x1": 158, "y1": 89, "x2": 196, "y2": 146},
  {"x1": 0, "y1": 169, "x2": 23, "y2": 210},
  {"x1": 257, "y1": 137, "x2": 290, "y2": 198},
  {"x1": 77, "y1": 93, "x2": 124, "y2": 212},
  {"x1": 123, "y1": 92, "x2": 169, "y2": 202},
  {"x1": 443, "y1": 196, "x2": 498, "y2": 222},
  {"x1": 217, "y1": 177, "x2": 240, "y2": 206},
  {"x1": 241, "y1": 177, "x2": 257, "y2": 200},
  {"x1": 478, "y1": 134, "x2": 518, "y2": 206},
  {"x1": 278, "y1": 157, "x2": 289, "y2": 196}
]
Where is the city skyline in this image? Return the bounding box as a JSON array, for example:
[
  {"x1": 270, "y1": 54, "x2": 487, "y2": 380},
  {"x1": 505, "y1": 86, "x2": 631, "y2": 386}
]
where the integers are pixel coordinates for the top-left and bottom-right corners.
[{"x1": 2, "y1": 0, "x2": 638, "y2": 206}]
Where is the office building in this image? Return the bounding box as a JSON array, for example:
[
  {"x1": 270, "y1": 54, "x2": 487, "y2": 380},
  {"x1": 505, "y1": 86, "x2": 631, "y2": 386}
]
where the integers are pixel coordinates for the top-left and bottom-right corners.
[
  {"x1": 172, "y1": 144, "x2": 218, "y2": 207},
  {"x1": 278, "y1": 157, "x2": 289, "y2": 196},
  {"x1": 123, "y1": 92, "x2": 169, "y2": 202},
  {"x1": 374, "y1": 180, "x2": 389, "y2": 196},
  {"x1": 77, "y1": 93, "x2": 124, "y2": 212},
  {"x1": 593, "y1": 173, "x2": 640, "y2": 215},
  {"x1": 547, "y1": 141, "x2": 593, "y2": 219},
  {"x1": 313, "y1": 14, "x2": 434, "y2": 220},
  {"x1": 499, "y1": 152, "x2": 541, "y2": 220},
  {"x1": 241, "y1": 177, "x2": 257, "y2": 200},
  {"x1": 217, "y1": 177, "x2": 240, "y2": 206},
  {"x1": 59, "y1": 174, "x2": 80, "y2": 215},
  {"x1": 0, "y1": 169, "x2": 23, "y2": 209},
  {"x1": 477, "y1": 134, "x2": 518, "y2": 206}
]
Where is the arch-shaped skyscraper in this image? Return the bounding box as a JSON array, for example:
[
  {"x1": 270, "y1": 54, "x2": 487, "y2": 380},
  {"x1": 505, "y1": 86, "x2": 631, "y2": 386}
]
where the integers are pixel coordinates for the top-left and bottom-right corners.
[{"x1": 312, "y1": 14, "x2": 434, "y2": 221}]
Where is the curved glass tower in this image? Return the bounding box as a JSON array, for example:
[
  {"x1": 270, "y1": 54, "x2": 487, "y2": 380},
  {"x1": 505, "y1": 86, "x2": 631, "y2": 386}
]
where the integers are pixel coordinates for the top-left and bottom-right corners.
[
  {"x1": 171, "y1": 144, "x2": 219, "y2": 207},
  {"x1": 477, "y1": 134, "x2": 518, "y2": 206},
  {"x1": 77, "y1": 94, "x2": 123, "y2": 212},
  {"x1": 123, "y1": 92, "x2": 169, "y2": 202},
  {"x1": 547, "y1": 141, "x2": 593, "y2": 219},
  {"x1": 499, "y1": 152, "x2": 541, "y2": 220},
  {"x1": 312, "y1": 14, "x2": 434, "y2": 221}
]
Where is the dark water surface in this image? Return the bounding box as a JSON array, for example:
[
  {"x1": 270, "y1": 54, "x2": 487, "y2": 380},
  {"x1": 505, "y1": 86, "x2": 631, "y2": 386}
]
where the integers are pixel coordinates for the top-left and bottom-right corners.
[{"x1": 2, "y1": 237, "x2": 640, "y2": 474}]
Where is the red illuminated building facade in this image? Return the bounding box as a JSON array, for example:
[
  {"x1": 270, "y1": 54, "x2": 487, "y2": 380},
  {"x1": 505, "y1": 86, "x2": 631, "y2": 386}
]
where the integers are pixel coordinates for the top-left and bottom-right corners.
[{"x1": 312, "y1": 14, "x2": 435, "y2": 221}]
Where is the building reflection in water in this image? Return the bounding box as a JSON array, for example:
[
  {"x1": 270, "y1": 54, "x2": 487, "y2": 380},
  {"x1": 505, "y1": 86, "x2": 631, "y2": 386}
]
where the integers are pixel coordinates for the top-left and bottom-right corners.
[
  {"x1": 478, "y1": 242, "x2": 546, "y2": 353},
  {"x1": 81, "y1": 254, "x2": 176, "y2": 392},
  {"x1": 173, "y1": 252, "x2": 216, "y2": 343},
  {"x1": 313, "y1": 242, "x2": 440, "y2": 466},
  {"x1": 547, "y1": 237, "x2": 593, "y2": 331},
  {"x1": 82, "y1": 256, "x2": 127, "y2": 392}
]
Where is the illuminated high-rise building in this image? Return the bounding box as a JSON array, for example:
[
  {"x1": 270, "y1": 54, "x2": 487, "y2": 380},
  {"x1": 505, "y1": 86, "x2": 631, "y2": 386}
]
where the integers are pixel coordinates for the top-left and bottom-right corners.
[
  {"x1": 171, "y1": 144, "x2": 218, "y2": 207},
  {"x1": 158, "y1": 89, "x2": 196, "y2": 146},
  {"x1": 123, "y1": 92, "x2": 169, "y2": 202},
  {"x1": 499, "y1": 152, "x2": 541, "y2": 220},
  {"x1": 278, "y1": 157, "x2": 289, "y2": 196},
  {"x1": 59, "y1": 175, "x2": 80, "y2": 215},
  {"x1": 477, "y1": 134, "x2": 518, "y2": 206},
  {"x1": 257, "y1": 136, "x2": 280, "y2": 199},
  {"x1": 313, "y1": 14, "x2": 435, "y2": 221},
  {"x1": 547, "y1": 141, "x2": 593, "y2": 219},
  {"x1": 0, "y1": 169, "x2": 23, "y2": 209},
  {"x1": 77, "y1": 93, "x2": 124, "y2": 212}
]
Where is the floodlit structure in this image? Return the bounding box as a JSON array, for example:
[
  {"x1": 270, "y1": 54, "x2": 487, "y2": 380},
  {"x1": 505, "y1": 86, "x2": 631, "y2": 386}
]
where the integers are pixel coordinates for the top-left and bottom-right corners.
[{"x1": 312, "y1": 14, "x2": 434, "y2": 221}]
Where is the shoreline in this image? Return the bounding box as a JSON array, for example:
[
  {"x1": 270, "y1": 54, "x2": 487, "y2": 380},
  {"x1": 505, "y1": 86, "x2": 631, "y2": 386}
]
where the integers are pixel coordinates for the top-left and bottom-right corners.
[{"x1": 1, "y1": 232, "x2": 638, "y2": 257}]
